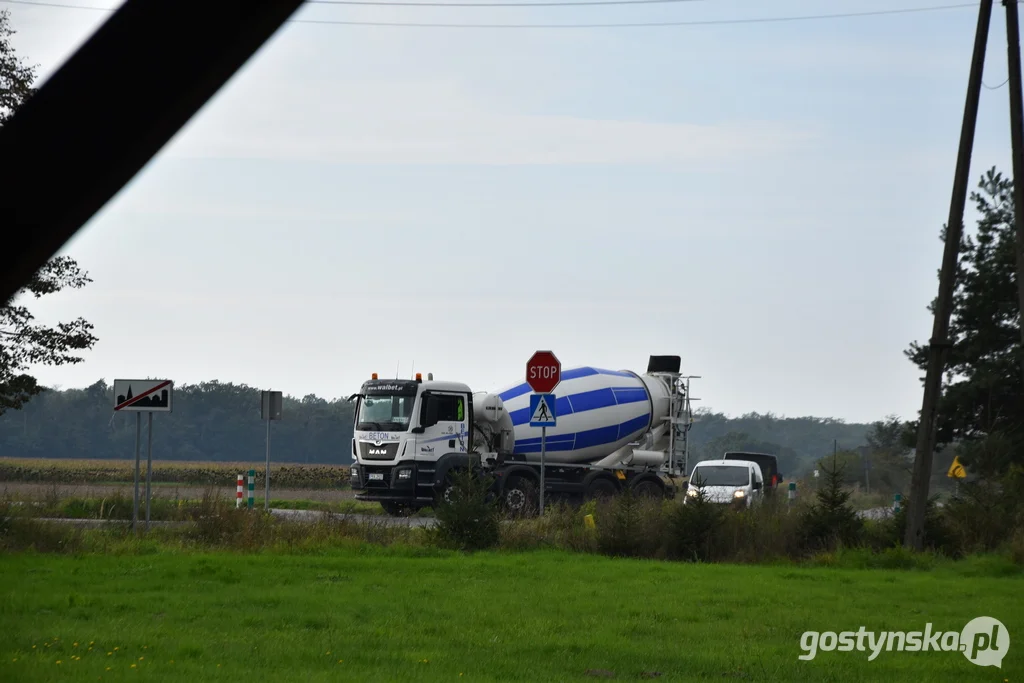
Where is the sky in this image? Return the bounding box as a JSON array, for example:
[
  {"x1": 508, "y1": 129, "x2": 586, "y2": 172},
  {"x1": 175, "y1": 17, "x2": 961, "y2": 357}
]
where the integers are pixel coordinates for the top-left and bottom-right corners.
[{"x1": 3, "y1": 0, "x2": 1017, "y2": 423}]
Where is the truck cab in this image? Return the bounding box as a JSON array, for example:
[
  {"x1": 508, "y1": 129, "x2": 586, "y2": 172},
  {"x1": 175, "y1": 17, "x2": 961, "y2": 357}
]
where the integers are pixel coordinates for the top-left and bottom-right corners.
[
  {"x1": 685, "y1": 459, "x2": 764, "y2": 508},
  {"x1": 348, "y1": 373, "x2": 478, "y2": 515}
]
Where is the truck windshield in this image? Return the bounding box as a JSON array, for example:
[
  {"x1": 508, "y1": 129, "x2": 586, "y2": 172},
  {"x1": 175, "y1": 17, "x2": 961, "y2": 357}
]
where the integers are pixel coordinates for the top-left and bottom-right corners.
[
  {"x1": 690, "y1": 465, "x2": 750, "y2": 487},
  {"x1": 356, "y1": 394, "x2": 416, "y2": 431}
]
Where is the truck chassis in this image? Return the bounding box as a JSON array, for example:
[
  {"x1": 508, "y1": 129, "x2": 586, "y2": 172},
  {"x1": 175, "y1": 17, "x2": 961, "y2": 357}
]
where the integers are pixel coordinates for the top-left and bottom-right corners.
[{"x1": 352, "y1": 451, "x2": 685, "y2": 516}]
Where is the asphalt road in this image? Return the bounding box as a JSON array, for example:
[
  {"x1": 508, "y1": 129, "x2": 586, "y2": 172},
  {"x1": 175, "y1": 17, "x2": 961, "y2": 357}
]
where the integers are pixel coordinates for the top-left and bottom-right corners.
[{"x1": 26, "y1": 507, "x2": 436, "y2": 528}]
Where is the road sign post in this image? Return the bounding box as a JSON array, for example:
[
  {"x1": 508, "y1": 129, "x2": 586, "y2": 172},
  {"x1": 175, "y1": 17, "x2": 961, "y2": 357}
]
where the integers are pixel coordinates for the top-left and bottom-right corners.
[
  {"x1": 261, "y1": 390, "x2": 283, "y2": 509},
  {"x1": 145, "y1": 411, "x2": 153, "y2": 530},
  {"x1": 528, "y1": 390, "x2": 559, "y2": 519},
  {"x1": 133, "y1": 412, "x2": 140, "y2": 533},
  {"x1": 114, "y1": 379, "x2": 173, "y2": 533},
  {"x1": 526, "y1": 351, "x2": 560, "y2": 516}
]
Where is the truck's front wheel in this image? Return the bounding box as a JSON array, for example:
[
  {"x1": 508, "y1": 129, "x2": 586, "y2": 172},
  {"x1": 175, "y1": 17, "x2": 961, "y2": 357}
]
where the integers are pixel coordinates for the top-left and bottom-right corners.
[
  {"x1": 502, "y1": 476, "x2": 538, "y2": 518},
  {"x1": 380, "y1": 501, "x2": 416, "y2": 517}
]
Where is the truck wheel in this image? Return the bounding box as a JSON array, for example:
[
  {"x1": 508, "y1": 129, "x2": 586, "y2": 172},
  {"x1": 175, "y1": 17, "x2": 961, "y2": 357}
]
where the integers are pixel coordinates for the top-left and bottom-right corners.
[
  {"x1": 631, "y1": 480, "x2": 663, "y2": 498},
  {"x1": 502, "y1": 476, "x2": 538, "y2": 518},
  {"x1": 435, "y1": 479, "x2": 456, "y2": 508},
  {"x1": 380, "y1": 501, "x2": 416, "y2": 517},
  {"x1": 585, "y1": 477, "x2": 618, "y2": 501}
]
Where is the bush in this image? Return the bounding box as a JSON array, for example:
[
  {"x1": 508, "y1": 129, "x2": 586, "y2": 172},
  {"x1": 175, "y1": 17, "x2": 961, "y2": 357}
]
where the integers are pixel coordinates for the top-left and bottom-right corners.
[
  {"x1": 428, "y1": 468, "x2": 501, "y2": 552},
  {"x1": 500, "y1": 501, "x2": 597, "y2": 553},
  {"x1": 663, "y1": 486, "x2": 723, "y2": 562},
  {"x1": 941, "y1": 466, "x2": 1024, "y2": 554},
  {"x1": 711, "y1": 494, "x2": 806, "y2": 563},
  {"x1": 593, "y1": 491, "x2": 665, "y2": 559},
  {"x1": 798, "y1": 454, "x2": 863, "y2": 552},
  {"x1": 865, "y1": 495, "x2": 959, "y2": 556}
]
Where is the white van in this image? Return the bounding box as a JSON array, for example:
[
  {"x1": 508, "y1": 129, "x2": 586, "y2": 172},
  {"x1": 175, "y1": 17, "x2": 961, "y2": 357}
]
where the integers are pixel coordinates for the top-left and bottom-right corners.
[{"x1": 685, "y1": 459, "x2": 764, "y2": 507}]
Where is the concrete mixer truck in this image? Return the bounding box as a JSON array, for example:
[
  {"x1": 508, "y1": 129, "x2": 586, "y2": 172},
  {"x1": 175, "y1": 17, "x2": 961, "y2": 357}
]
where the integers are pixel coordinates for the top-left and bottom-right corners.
[{"x1": 347, "y1": 355, "x2": 696, "y2": 516}]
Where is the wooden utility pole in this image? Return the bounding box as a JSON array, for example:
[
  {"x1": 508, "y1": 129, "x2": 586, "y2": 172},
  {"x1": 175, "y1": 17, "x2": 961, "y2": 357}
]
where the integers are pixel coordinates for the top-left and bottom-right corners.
[
  {"x1": 904, "y1": 0, "x2": 993, "y2": 551},
  {"x1": 1004, "y1": 0, "x2": 1024, "y2": 384}
]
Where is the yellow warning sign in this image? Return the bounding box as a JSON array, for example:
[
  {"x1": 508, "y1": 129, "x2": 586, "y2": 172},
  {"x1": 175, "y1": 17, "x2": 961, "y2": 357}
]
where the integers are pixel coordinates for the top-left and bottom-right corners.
[{"x1": 947, "y1": 455, "x2": 966, "y2": 479}]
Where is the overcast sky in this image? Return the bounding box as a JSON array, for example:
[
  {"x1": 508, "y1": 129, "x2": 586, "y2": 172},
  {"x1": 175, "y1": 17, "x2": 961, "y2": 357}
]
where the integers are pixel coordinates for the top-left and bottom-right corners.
[{"x1": 5, "y1": 0, "x2": 1015, "y2": 423}]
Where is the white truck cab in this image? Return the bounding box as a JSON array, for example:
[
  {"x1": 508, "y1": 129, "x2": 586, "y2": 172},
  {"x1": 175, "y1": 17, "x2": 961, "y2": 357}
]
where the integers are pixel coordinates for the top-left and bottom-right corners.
[{"x1": 685, "y1": 458, "x2": 764, "y2": 507}]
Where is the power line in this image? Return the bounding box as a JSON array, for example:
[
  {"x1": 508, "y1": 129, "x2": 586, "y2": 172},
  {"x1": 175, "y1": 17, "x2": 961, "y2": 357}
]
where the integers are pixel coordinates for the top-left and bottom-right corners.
[
  {"x1": 984, "y1": 76, "x2": 1010, "y2": 89},
  {"x1": 0, "y1": 0, "x2": 978, "y2": 28}
]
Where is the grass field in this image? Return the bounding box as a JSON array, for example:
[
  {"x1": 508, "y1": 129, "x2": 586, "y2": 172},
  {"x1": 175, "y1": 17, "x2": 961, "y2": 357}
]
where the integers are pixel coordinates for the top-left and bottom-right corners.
[{"x1": 0, "y1": 545, "x2": 1020, "y2": 682}]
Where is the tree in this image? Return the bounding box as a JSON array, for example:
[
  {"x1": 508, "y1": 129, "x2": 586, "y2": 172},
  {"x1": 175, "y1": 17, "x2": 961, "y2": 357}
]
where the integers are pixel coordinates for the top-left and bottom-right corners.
[
  {"x1": 0, "y1": 9, "x2": 36, "y2": 125},
  {"x1": 905, "y1": 167, "x2": 1024, "y2": 474},
  {"x1": 0, "y1": 257, "x2": 98, "y2": 416},
  {"x1": 866, "y1": 414, "x2": 912, "y2": 455},
  {"x1": 1, "y1": 13, "x2": 97, "y2": 416}
]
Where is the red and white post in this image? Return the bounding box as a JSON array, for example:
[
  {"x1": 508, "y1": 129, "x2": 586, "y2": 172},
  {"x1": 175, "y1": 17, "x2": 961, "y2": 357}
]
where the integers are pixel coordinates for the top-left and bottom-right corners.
[{"x1": 236, "y1": 474, "x2": 244, "y2": 508}]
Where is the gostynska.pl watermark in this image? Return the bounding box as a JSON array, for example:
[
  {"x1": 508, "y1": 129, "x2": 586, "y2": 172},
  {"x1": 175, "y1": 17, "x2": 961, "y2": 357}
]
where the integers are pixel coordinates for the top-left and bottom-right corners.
[{"x1": 799, "y1": 616, "x2": 1010, "y2": 668}]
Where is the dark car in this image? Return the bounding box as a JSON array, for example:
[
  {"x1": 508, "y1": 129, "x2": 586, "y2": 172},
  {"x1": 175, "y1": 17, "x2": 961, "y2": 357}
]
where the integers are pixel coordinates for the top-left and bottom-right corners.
[{"x1": 723, "y1": 452, "x2": 783, "y2": 492}]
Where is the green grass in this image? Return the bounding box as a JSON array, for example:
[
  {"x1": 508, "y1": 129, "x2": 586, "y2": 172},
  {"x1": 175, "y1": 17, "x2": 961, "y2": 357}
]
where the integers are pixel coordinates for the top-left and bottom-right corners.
[{"x1": 0, "y1": 547, "x2": 1020, "y2": 682}]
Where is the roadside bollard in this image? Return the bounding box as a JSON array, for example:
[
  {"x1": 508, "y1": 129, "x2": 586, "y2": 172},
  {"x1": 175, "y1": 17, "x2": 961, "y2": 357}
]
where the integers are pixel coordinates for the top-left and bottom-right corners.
[
  {"x1": 236, "y1": 474, "x2": 244, "y2": 508},
  {"x1": 788, "y1": 481, "x2": 796, "y2": 507},
  {"x1": 247, "y1": 469, "x2": 255, "y2": 509},
  {"x1": 583, "y1": 514, "x2": 595, "y2": 530},
  {"x1": 893, "y1": 493, "x2": 902, "y2": 513}
]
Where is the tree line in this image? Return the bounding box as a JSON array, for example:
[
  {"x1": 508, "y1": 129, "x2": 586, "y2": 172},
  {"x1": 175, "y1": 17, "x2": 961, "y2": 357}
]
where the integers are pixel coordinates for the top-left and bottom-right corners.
[{"x1": 0, "y1": 378, "x2": 891, "y2": 474}]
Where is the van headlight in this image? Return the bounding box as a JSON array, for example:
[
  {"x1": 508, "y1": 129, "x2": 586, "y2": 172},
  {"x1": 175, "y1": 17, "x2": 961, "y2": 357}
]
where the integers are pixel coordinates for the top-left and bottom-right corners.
[
  {"x1": 687, "y1": 488, "x2": 698, "y2": 497},
  {"x1": 733, "y1": 489, "x2": 745, "y2": 498}
]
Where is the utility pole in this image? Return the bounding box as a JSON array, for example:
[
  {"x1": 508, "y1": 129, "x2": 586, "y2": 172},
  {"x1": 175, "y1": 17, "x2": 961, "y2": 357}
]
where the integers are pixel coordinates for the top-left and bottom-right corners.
[
  {"x1": 905, "y1": 0, "x2": 993, "y2": 551},
  {"x1": 1004, "y1": 0, "x2": 1024, "y2": 385}
]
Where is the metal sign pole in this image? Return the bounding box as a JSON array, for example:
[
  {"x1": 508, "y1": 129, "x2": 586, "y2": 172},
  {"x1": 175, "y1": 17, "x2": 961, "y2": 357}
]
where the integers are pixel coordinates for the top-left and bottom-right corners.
[
  {"x1": 145, "y1": 411, "x2": 154, "y2": 531},
  {"x1": 132, "y1": 411, "x2": 141, "y2": 533},
  {"x1": 540, "y1": 426, "x2": 546, "y2": 516},
  {"x1": 265, "y1": 416, "x2": 271, "y2": 510}
]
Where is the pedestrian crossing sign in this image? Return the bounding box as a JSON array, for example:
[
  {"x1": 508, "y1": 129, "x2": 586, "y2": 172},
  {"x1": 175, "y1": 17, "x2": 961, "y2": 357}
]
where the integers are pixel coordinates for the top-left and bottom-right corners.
[{"x1": 529, "y1": 393, "x2": 557, "y2": 427}]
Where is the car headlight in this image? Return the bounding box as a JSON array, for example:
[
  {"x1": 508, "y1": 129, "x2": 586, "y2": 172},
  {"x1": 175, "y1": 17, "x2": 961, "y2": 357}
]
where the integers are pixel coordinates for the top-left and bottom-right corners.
[
  {"x1": 687, "y1": 488, "x2": 698, "y2": 497},
  {"x1": 733, "y1": 489, "x2": 745, "y2": 498}
]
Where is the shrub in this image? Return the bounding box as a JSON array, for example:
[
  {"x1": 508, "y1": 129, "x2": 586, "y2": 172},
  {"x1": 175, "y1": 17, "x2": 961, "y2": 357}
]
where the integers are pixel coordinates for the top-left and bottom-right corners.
[
  {"x1": 940, "y1": 466, "x2": 1024, "y2": 554},
  {"x1": 798, "y1": 454, "x2": 863, "y2": 552},
  {"x1": 662, "y1": 485, "x2": 723, "y2": 562},
  {"x1": 711, "y1": 494, "x2": 806, "y2": 563},
  {"x1": 865, "y1": 495, "x2": 959, "y2": 556},
  {"x1": 429, "y1": 468, "x2": 501, "y2": 552},
  {"x1": 593, "y1": 491, "x2": 665, "y2": 559},
  {"x1": 499, "y1": 501, "x2": 597, "y2": 553}
]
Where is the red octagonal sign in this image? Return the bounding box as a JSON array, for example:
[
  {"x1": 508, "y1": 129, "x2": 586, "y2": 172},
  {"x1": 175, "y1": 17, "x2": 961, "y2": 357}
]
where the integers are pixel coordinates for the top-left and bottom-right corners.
[{"x1": 526, "y1": 350, "x2": 561, "y2": 394}]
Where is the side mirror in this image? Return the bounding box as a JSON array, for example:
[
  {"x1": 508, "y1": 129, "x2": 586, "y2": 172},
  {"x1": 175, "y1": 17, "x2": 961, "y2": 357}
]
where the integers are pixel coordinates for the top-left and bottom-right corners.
[
  {"x1": 411, "y1": 426, "x2": 425, "y2": 435},
  {"x1": 752, "y1": 481, "x2": 762, "y2": 491}
]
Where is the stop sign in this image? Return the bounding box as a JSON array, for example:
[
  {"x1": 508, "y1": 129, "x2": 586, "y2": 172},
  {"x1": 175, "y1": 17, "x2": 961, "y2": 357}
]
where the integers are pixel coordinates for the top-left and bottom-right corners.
[{"x1": 526, "y1": 350, "x2": 561, "y2": 394}]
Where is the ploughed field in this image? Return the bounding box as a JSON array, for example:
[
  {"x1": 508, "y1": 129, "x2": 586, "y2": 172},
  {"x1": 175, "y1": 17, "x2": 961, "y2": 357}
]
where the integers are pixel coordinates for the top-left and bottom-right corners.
[
  {"x1": 0, "y1": 457, "x2": 361, "y2": 516},
  {"x1": 0, "y1": 457, "x2": 351, "y2": 489}
]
